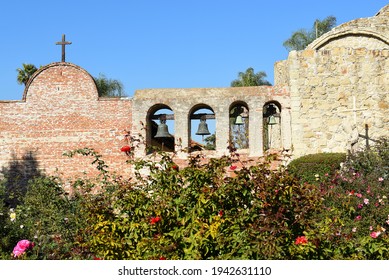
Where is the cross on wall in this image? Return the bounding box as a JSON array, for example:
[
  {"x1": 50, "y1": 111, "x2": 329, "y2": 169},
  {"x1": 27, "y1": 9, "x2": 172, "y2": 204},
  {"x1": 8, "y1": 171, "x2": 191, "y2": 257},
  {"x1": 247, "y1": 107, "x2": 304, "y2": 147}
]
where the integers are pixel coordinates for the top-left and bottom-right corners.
[
  {"x1": 55, "y1": 34, "x2": 72, "y2": 62},
  {"x1": 338, "y1": 95, "x2": 368, "y2": 124},
  {"x1": 338, "y1": 95, "x2": 379, "y2": 149}
]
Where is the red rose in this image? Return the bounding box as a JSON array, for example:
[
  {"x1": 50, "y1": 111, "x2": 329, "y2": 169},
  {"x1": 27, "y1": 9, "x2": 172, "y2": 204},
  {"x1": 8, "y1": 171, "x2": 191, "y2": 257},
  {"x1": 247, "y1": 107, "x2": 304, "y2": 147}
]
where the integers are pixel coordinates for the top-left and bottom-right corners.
[
  {"x1": 150, "y1": 217, "x2": 161, "y2": 225},
  {"x1": 218, "y1": 210, "x2": 223, "y2": 217},
  {"x1": 295, "y1": 236, "x2": 308, "y2": 245},
  {"x1": 172, "y1": 165, "x2": 179, "y2": 171},
  {"x1": 229, "y1": 165, "x2": 237, "y2": 171},
  {"x1": 120, "y1": 146, "x2": 131, "y2": 152}
]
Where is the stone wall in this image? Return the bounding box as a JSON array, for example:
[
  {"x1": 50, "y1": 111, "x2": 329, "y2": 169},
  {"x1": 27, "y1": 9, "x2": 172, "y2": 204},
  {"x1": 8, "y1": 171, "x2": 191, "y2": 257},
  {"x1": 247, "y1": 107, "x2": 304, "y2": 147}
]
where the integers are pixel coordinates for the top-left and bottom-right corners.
[
  {"x1": 0, "y1": 63, "x2": 291, "y2": 180},
  {"x1": 1, "y1": 5, "x2": 388, "y2": 180},
  {"x1": 0, "y1": 63, "x2": 132, "y2": 181},
  {"x1": 132, "y1": 86, "x2": 291, "y2": 159},
  {"x1": 288, "y1": 47, "x2": 389, "y2": 157},
  {"x1": 308, "y1": 5, "x2": 389, "y2": 50}
]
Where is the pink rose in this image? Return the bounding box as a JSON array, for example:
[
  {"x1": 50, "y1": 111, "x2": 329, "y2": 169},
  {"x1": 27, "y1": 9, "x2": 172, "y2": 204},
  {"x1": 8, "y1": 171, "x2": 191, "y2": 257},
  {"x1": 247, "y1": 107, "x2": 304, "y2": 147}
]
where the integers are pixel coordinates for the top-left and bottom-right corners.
[
  {"x1": 370, "y1": 231, "x2": 381, "y2": 239},
  {"x1": 13, "y1": 240, "x2": 34, "y2": 258}
]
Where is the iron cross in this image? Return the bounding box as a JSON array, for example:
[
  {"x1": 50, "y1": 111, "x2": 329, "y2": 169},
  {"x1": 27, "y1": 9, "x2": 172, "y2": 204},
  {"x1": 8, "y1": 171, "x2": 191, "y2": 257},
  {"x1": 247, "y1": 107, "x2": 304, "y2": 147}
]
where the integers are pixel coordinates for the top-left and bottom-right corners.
[{"x1": 56, "y1": 34, "x2": 72, "y2": 62}]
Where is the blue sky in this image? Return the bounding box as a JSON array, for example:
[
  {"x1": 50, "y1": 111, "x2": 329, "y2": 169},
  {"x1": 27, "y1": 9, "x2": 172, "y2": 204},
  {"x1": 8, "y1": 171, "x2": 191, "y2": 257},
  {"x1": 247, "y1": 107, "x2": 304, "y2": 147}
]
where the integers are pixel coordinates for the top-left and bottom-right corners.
[{"x1": 0, "y1": 0, "x2": 387, "y2": 101}]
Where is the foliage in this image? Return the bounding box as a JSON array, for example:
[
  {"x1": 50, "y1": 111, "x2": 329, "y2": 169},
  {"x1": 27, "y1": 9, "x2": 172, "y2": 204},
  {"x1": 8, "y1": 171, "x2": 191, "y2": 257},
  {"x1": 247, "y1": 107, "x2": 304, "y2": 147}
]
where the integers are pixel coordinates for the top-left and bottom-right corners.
[
  {"x1": 0, "y1": 176, "x2": 88, "y2": 259},
  {"x1": 230, "y1": 67, "x2": 271, "y2": 87},
  {"x1": 344, "y1": 138, "x2": 389, "y2": 181},
  {"x1": 1, "y1": 137, "x2": 389, "y2": 260},
  {"x1": 16, "y1": 63, "x2": 38, "y2": 86},
  {"x1": 303, "y1": 140, "x2": 389, "y2": 259},
  {"x1": 283, "y1": 16, "x2": 337, "y2": 51},
  {"x1": 68, "y1": 150, "x2": 321, "y2": 260},
  {"x1": 287, "y1": 153, "x2": 346, "y2": 184},
  {"x1": 94, "y1": 73, "x2": 126, "y2": 98},
  {"x1": 203, "y1": 134, "x2": 216, "y2": 150}
]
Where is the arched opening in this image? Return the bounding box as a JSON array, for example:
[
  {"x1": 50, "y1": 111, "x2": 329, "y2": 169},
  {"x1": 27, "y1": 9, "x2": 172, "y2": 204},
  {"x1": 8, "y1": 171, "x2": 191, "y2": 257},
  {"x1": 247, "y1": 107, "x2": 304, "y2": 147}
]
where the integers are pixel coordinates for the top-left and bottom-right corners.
[
  {"x1": 229, "y1": 101, "x2": 249, "y2": 150},
  {"x1": 263, "y1": 101, "x2": 281, "y2": 151},
  {"x1": 189, "y1": 104, "x2": 215, "y2": 152},
  {"x1": 147, "y1": 104, "x2": 175, "y2": 153}
]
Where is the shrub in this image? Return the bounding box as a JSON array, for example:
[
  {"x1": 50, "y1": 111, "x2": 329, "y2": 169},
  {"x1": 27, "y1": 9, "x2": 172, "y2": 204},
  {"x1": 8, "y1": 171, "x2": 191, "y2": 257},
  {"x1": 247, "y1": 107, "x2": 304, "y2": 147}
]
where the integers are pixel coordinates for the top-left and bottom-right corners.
[
  {"x1": 287, "y1": 153, "x2": 346, "y2": 184},
  {"x1": 69, "y1": 151, "x2": 322, "y2": 260},
  {"x1": 305, "y1": 139, "x2": 389, "y2": 259},
  {"x1": 0, "y1": 176, "x2": 87, "y2": 259},
  {"x1": 1, "y1": 138, "x2": 388, "y2": 260},
  {"x1": 343, "y1": 138, "x2": 388, "y2": 181}
]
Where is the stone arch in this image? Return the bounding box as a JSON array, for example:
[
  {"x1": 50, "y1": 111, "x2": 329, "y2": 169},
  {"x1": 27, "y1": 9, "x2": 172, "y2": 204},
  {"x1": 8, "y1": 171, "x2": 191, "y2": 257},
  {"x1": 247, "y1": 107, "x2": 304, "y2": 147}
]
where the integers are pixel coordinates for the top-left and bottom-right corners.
[
  {"x1": 308, "y1": 28, "x2": 389, "y2": 50},
  {"x1": 188, "y1": 103, "x2": 215, "y2": 151},
  {"x1": 146, "y1": 103, "x2": 175, "y2": 153},
  {"x1": 229, "y1": 101, "x2": 249, "y2": 150},
  {"x1": 263, "y1": 101, "x2": 282, "y2": 151},
  {"x1": 22, "y1": 62, "x2": 99, "y2": 102}
]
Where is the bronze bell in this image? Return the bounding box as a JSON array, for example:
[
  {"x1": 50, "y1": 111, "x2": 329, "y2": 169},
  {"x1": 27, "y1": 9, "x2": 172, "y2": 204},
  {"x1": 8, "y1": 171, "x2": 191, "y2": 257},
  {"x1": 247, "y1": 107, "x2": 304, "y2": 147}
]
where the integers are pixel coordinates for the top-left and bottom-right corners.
[
  {"x1": 235, "y1": 115, "x2": 244, "y2": 125},
  {"x1": 196, "y1": 117, "x2": 211, "y2": 136},
  {"x1": 267, "y1": 115, "x2": 277, "y2": 125},
  {"x1": 154, "y1": 119, "x2": 173, "y2": 138}
]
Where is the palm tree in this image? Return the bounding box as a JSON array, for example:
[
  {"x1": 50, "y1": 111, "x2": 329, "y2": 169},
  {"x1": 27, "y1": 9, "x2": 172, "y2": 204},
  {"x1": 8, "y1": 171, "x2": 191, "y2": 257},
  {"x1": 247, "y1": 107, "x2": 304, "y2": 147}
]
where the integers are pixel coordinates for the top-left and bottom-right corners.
[
  {"x1": 94, "y1": 73, "x2": 125, "y2": 97},
  {"x1": 16, "y1": 63, "x2": 38, "y2": 86},
  {"x1": 283, "y1": 16, "x2": 337, "y2": 51},
  {"x1": 231, "y1": 67, "x2": 271, "y2": 87}
]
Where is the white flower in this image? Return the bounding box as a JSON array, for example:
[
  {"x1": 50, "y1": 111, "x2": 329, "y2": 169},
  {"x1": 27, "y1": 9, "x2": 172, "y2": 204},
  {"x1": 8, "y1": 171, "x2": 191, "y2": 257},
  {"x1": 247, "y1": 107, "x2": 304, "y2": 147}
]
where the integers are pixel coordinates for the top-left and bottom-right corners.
[{"x1": 20, "y1": 225, "x2": 24, "y2": 229}]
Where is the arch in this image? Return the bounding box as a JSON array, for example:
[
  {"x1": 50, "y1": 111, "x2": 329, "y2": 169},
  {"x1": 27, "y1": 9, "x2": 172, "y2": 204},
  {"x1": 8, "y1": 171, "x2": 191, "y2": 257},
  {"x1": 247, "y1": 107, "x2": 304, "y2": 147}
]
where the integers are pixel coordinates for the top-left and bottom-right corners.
[
  {"x1": 263, "y1": 101, "x2": 282, "y2": 151},
  {"x1": 308, "y1": 29, "x2": 389, "y2": 50},
  {"x1": 188, "y1": 103, "x2": 215, "y2": 151},
  {"x1": 22, "y1": 62, "x2": 99, "y2": 101},
  {"x1": 146, "y1": 104, "x2": 175, "y2": 153},
  {"x1": 229, "y1": 101, "x2": 249, "y2": 150}
]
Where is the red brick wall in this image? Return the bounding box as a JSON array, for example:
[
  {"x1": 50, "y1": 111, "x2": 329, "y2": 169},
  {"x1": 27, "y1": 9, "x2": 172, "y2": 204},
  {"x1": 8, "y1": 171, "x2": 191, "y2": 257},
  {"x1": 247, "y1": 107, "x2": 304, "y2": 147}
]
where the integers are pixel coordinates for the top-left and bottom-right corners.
[{"x1": 0, "y1": 62, "x2": 132, "y2": 181}]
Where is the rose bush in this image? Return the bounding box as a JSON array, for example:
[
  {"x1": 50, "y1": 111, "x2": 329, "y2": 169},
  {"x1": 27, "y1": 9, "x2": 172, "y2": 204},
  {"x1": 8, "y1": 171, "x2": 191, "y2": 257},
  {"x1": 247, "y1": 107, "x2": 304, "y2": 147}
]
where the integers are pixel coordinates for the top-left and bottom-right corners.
[{"x1": 0, "y1": 138, "x2": 388, "y2": 259}]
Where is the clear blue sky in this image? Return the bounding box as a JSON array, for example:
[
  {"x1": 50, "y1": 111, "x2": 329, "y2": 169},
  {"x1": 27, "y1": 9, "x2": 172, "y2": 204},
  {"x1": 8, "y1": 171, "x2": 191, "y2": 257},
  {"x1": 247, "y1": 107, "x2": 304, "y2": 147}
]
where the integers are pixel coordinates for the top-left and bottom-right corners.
[{"x1": 0, "y1": 0, "x2": 387, "y2": 100}]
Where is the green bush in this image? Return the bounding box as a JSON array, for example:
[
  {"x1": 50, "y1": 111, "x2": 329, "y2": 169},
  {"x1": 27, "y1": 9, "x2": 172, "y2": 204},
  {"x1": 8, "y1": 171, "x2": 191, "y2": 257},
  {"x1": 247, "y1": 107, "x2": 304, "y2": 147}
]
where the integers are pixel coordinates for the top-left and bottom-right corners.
[
  {"x1": 1, "y1": 138, "x2": 388, "y2": 260},
  {"x1": 0, "y1": 176, "x2": 87, "y2": 259},
  {"x1": 343, "y1": 138, "x2": 388, "y2": 181},
  {"x1": 287, "y1": 153, "x2": 346, "y2": 184},
  {"x1": 306, "y1": 140, "x2": 389, "y2": 259},
  {"x1": 70, "y1": 151, "x2": 322, "y2": 260}
]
